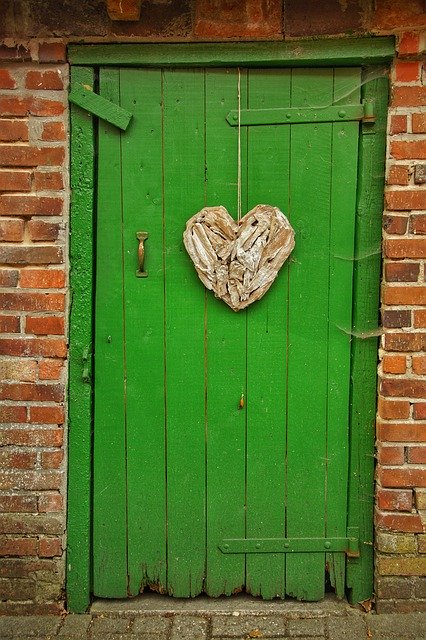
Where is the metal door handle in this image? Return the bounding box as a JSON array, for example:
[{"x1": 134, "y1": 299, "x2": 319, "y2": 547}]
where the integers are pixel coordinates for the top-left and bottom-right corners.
[{"x1": 136, "y1": 231, "x2": 148, "y2": 277}]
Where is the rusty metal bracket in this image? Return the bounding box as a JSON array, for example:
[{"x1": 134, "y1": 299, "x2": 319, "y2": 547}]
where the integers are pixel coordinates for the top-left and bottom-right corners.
[{"x1": 219, "y1": 537, "x2": 360, "y2": 557}]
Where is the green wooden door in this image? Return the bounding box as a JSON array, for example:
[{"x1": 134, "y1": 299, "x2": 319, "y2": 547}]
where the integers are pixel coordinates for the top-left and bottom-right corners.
[{"x1": 93, "y1": 66, "x2": 362, "y2": 601}]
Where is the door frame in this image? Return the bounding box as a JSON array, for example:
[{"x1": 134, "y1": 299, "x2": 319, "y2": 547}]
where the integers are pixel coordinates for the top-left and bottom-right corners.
[{"x1": 67, "y1": 37, "x2": 394, "y2": 612}]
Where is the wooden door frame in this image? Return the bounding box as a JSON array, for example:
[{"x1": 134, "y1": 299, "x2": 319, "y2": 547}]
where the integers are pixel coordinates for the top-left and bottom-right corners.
[{"x1": 68, "y1": 37, "x2": 394, "y2": 612}]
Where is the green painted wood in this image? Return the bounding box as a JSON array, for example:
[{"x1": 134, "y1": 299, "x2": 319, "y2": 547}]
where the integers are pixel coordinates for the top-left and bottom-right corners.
[
  {"x1": 92, "y1": 68, "x2": 128, "y2": 597},
  {"x1": 226, "y1": 104, "x2": 364, "y2": 126},
  {"x1": 69, "y1": 83, "x2": 132, "y2": 130},
  {"x1": 68, "y1": 37, "x2": 395, "y2": 67},
  {"x1": 346, "y1": 71, "x2": 388, "y2": 605},
  {"x1": 286, "y1": 68, "x2": 334, "y2": 601},
  {"x1": 67, "y1": 65, "x2": 95, "y2": 613},
  {"x1": 245, "y1": 68, "x2": 291, "y2": 600},
  {"x1": 326, "y1": 68, "x2": 361, "y2": 599},
  {"x1": 162, "y1": 68, "x2": 207, "y2": 597},
  {"x1": 119, "y1": 68, "x2": 167, "y2": 595},
  {"x1": 205, "y1": 69, "x2": 247, "y2": 597}
]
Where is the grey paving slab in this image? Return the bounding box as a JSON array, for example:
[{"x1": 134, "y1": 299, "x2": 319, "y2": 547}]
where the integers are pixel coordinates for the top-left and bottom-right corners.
[
  {"x1": 211, "y1": 614, "x2": 287, "y2": 637},
  {"x1": 366, "y1": 612, "x2": 426, "y2": 638},
  {"x1": 327, "y1": 614, "x2": 367, "y2": 640},
  {"x1": 90, "y1": 615, "x2": 132, "y2": 634},
  {"x1": 287, "y1": 618, "x2": 324, "y2": 637},
  {"x1": 170, "y1": 615, "x2": 208, "y2": 640},
  {"x1": 0, "y1": 616, "x2": 61, "y2": 637},
  {"x1": 132, "y1": 615, "x2": 172, "y2": 634},
  {"x1": 58, "y1": 614, "x2": 91, "y2": 636}
]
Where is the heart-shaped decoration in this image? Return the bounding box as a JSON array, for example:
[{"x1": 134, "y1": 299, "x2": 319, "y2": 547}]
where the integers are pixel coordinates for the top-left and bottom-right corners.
[{"x1": 183, "y1": 204, "x2": 295, "y2": 312}]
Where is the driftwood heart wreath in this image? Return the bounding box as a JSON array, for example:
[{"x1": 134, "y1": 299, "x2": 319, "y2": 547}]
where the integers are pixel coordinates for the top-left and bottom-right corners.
[{"x1": 183, "y1": 204, "x2": 295, "y2": 312}]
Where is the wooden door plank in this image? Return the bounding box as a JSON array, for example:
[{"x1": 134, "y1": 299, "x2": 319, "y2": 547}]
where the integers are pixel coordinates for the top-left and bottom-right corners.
[
  {"x1": 326, "y1": 68, "x2": 361, "y2": 598},
  {"x1": 92, "y1": 68, "x2": 128, "y2": 597},
  {"x1": 245, "y1": 68, "x2": 291, "y2": 599},
  {"x1": 205, "y1": 69, "x2": 247, "y2": 596},
  {"x1": 285, "y1": 69, "x2": 334, "y2": 601},
  {"x1": 119, "y1": 68, "x2": 167, "y2": 595},
  {"x1": 163, "y1": 69, "x2": 207, "y2": 597}
]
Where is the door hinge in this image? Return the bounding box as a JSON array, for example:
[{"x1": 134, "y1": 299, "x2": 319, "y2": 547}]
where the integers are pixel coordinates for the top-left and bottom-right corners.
[
  {"x1": 82, "y1": 346, "x2": 91, "y2": 384},
  {"x1": 219, "y1": 537, "x2": 360, "y2": 556},
  {"x1": 361, "y1": 99, "x2": 376, "y2": 134}
]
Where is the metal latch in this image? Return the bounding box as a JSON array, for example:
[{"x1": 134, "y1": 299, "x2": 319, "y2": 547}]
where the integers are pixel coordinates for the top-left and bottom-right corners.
[{"x1": 219, "y1": 537, "x2": 360, "y2": 557}]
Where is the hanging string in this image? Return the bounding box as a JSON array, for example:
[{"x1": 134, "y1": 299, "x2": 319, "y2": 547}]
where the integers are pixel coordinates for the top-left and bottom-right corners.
[{"x1": 237, "y1": 67, "x2": 242, "y2": 223}]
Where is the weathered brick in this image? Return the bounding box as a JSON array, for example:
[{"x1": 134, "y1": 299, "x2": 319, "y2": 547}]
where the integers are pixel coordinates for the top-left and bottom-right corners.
[
  {"x1": 414, "y1": 310, "x2": 426, "y2": 327},
  {"x1": 38, "y1": 493, "x2": 63, "y2": 513},
  {"x1": 1, "y1": 245, "x2": 63, "y2": 265},
  {"x1": 382, "y1": 355, "x2": 407, "y2": 374},
  {"x1": 0, "y1": 69, "x2": 16, "y2": 89},
  {"x1": 414, "y1": 403, "x2": 426, "y2": 419},
  {"x1": 377, "y1": 555, "x2": 426, "y2": 576},
  {"x1": 386, "y1": 165, "x2": 410, "y2": 186},
  {"x1": 0, "y1": 578, "x2": 35, "y2": 600},
  {"x1": 381, "y1": 378, "x2": 426, "y2": 399},
  {"x1": 378, "y1": 422, "x2": 426, "y2": 442},
  {"x1": 38, "y1": 359, "x2": 63, "y2": 381},
  {"x1": 26, "y1": 316, "x2": 65, "y2": 336},
  {"x1": 0, "y1": 450, "x2": 36, "y2": 470},
  {"x1": 0, "y1": 291, "x2": 65, "y2": 311},
  {"x1": 0, "y1": 536, "x2": 37, "y2": 556},
  {"x1": 0, "y1": 195, "x2": 63, "y2": 216},
  {"x1": 38, "y1": 43, "x2": 67, "y2": 63},
  {"x1": 407, "y1": 446, "x2": 426, "y2": 463},
  {"x1": 0, "y1": 268, "x2": 19, "y2": 287},
  {"x1": 412, "y1": 355, "x2": 426, "y2": 375},
  {"x1": 20, "y1": 269, "x2": 65, "y2": 289},
  {"x1": 377, "y1": 444, "x2": 405, "y2": 465},
  {"x1": 384, "y1": 262, "x2": 420, "y2": 282},
  {"x1": 376, "y1": 576, "x2": 413, "y2": 600},
  {"x1": 385, "y1": 238, "x2": 426, "y2": 258},
  {"x1": 0, "y1": 428, "x2": 63, "y2": 447},
  {"x1": 0, "y1": 45, "x2": 31, "y2": 62},
  {"x1": 0, "y1": 145, "x2": 64, "y2": 167},
  {"x1": 377, "y1": 488, "x2": 413, "y2": 511},
  {"x1": 412, "y1": 113, "x2": 426, "y2": 134},
  {"x1": 0, "y1": 218, "x2": 24, "y2": 242},
  {"x1": 383, "y1": 214, "x2": 408, "y2": 234},
  {"x1": 389, "y1": 114, "x2": 407, "y2": 135},
  {"x1": 41, "y1": 121, "x2": 66, "y2": 141},
  {"x1": 386, "y1": 190, "x2": 426, "y2": 211},
  {"x1": 376, "y1": 531, "x2": 417, "y2": 553},
  {"x1": 33, "y1": 170, "x2": 64, "y2": 191},
  {"x1": 0, "y1": 120, "x2": 29, "y2": 142},
  {"x1": 0, "y1": 470, "x2": 61, "y2": 491},
  {"x1": 25, "y1": 70, "x2": 64, "y2": 91},
  {"x1": 379, "y1": 467, "x2": 426, "y2": 489},
  {"x1": 0, "y1": 337, "x2": 67, "y2": 358},
  {"x1": 29, "y1": 406, "x2": 65, "y2": 425},
  {"x1": 0, "y1": 358, "x2": 37, "y2": 382},
  {"x1": 0, "y1": 495, "x2": 37, "y2": 513},
  {"x1": 0, "y1": 382, "x2": 63, "y2": 403},
  {"x1": 381, "y1": 309, "x2": 411, "y2": 328},
  {"x1": 391, "y1": 140, "x2": 426, "y2": 160},
  {"x1": 0, "y1": 405, "x2": 27, "y2": 424},
  {"x1": 0, "y1": 514, "x2": 63, "y2": 535},
  {"x1": 378, "y1": 397, "x2": 411, "y2": 419},
  {"x1": 410, "y1": 213, "x2": 426, "y2": 234},
  {"x1": 27, "y1": 219, "x2": 60, "y2": 242},
  {"x1": 376, "y1": 511, "x2": 424, "y2": 532},
  {"x1": 39, "y1": 537, "x2": 62, "y2": 558},
  {"x1": 0, "y1": 170, "x2": 31, "y2": 192},
  {"x1": 195, "y1": 0, "x2": 283, "y2": 38},
  {"x1": 398, "y1": 32, "x2": 422, "y2": 56},
  {"x1": 392, "y1": 86, "x2": 426, "y2": 107},
  {"x1": 0, "y1": 315, "x2": 20, "y2": 333},
  {"x1": 416, "y1": 489, "x2": 426, "y2": 510},
  {"x1": 41, "y1": 450, "x2": 64, "y2": 469},
  {"x1": 384, "y1": 332, "x2": 425, "y2": 352},
  {"x1": 0, "y1": 97, "x2": 64, "y2": 117},
  {"x1": 394, "y1": 60, "x2": 421, "y2": 82}
]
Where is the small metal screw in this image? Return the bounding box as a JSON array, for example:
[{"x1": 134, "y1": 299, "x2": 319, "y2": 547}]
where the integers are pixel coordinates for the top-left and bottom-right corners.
[{"x1": 338, "y1": 110, "x2": 346, "y2": 118}]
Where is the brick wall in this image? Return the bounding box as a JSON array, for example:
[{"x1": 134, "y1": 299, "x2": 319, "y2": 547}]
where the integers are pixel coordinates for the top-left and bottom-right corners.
[
  {"x1": 0, "y1": 43, "x2": 68, "y2": 614},
  {"x1": 376, "y1": 30, "x2": 426, "y2": 613}
]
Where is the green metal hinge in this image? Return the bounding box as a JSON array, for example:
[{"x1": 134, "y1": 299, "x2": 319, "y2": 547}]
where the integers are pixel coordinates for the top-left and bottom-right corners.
[
  {"x1": 226, "y1": 101, "x2": 375, "y2": 128},
  {"x1": 81, "y1": 346, "x2": 91, "y2": 384},
  {"x1": 219, "y1": 537, "x2": 360, "y2": 557},
  {"x1": 69, "y1": 83, "x2": 132, "y2": 131}
]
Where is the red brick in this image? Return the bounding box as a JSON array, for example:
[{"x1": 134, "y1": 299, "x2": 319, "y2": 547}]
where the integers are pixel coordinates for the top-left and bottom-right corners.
[
  {"x1": 33, "y1": 171, "x2": 63, "y2": 191},
  {"x1": 379, "y1": 467, "x2": 426, "y2": 489},
  {"x1": 412, "y1": 113, "x2": 426, "y2": 134},
  {"x1": 38, "y1": 43, "x2": 67, "y2": 63},
  {"x1": 0, "y1": 292, "x2": 64, "y2": 312},
  {"x1": 29, "y1": 406, "x2": 64, "y2": 425},
  {"x1": 0, "y1": 145, "x2": 64, "y2": 167},
  {"x1": 382, "y1": 355, "x2": 407, "y2": 374},
  {"x1": 0, "y1": 428, "x2": 63, "y2": 447},
  {"x1": 378, "y1": 397, "x2": 411, "y2": 420},
  {"x1": 0, "y1": 218, "x2": 24, "y2": 242},
  {"x1": 0, "y1": 170, "x2": 32, "y2": 192},
  {"x1": 391, "y1": 141, "x2": 426, "y2": 160},
  {"x1": 25, "y1": 316, "x2": 64, "y2": 336},
  {"x1": 385, "y1": 239, "x2": 426, "y2": 258},
  {"x1": 398, "y1": 32, "x2": 422, "y2": 56},
  {"x1": 25, "y1": 70, "x2": 64, "y2": 91},
  {"x1": 0, "y1": 450, "x2": 36, "y2": 470},
  {"x1": 20, "y1": 269, "x2": 65, "y2": 289},
  {"x1": 382, "y1": 285, "x2": 426, "y2": 305},
  {"x1": 377, "y1": 488, "x2": 413, "y2": 512},
  {"x1": 41, "y1": 450, "x2": 64, "y2": 468},
  {"x1": 377, "y1": 445, "x2": 405, "y2": 465},
  {"x1": 414, "y1": 310, "x2": 426, "y2": 327},
  {"x1": 38, "y1": 537, "x2": 62, "y2": 558},
  {"x1": 386, "y1": 190, "x2": 426, "y2": 211},
  {"x1": 376, "y1": 511, "x2": 423, "y2": 533},
  {"x1": 410, "y1": 214, "x2": 426, "y2": 234},
  {"x1": 0, "y1": 195, "x2": 63, "y2": 217},
  {"x1": 0, "y1": 315, "x2": 20, "y2": 333},
  {"x1": 392, "y1": 86, "x2": 426, "y2": 107},
  {"x1": 0, "y1": 97, "x2": 64, "y2": 117},
  {"x1": 0, "y1": 338, "x2": 67, "y2": 358},
  {"x1": 383, "y1": 214, "x2": 408, "y2": 234},
  {"x1": 0, "y1": 69, "x2": 16, "y2": 89},
  {"x1": 395, "y1": 61, "x2": 421, "y2": 83},
  {"x1": 39, "y1": 359, "x2": 63, "y2": 381},
  {"x1": 413, "y1": 355, "x2": 426, "y2": 374},
  {"x1": 195, "y1": 0, "x2": 282, "y2": 38},
  {"x1": 0, "y1": 268, "x2": 18, "y2": 287},
  {"x1": 0, "y1": 120, "x2": 28, "y2": 142},
  {"x1": 0, "y1": 405, "x2": 27, "y2": 423},
  {"x1": 414, "y1": 403, "x2": 426, "y2": 419},
  {"x1": 384, "y1": 333, "x2": 425, "y2": 352},
  {"x1": 0, "y1": 45, "x2": 31, "y2": 62},
  {"x1": 0, "y1": 358, "x2": 37, "y2": 382},
  {"x1": 1, "y1": 245, "x2": 63, "y2": 265},
  {"x1": 381, "y1": 309, "x2": 411, "y2": 328},
  {"x1": 378, "y1": 422, "x2": 426, "y2": 442},
  {"x1": 0, "y1": 537, "x2": 37, "y2": 557},
  {"x1": 389, "y1": 115, "x2": 407, "y2": 136},
  {"x1": 38, "y1": 493, "x2": 63, "y2": 513},
  {"x1": 0, "y1": 383, "x2": 64, "y2": 403},
  {"x1": 384, "y1": 262, "x2": 420, "y2": 282},
  {"x1": 386, "y1": 166, "x2": 410, "y2": 186},
  {"x1": 27, "y1": 219, "x2": 60, "y2": 242},
  {"x1": 0, "y1": 496, "x2": 37, "y2": 513},
  {"x1": 0, "y1": 470, "x2": 61, "y2": 491},
  {"x1": 407, "y1": 446, "x2": 426, "y2": 463},
  {"x1": 381, "y1": 378, "x2": 426, "y2": 398},
  {"x1": 41, "y1": 121, "x2": 66, "y2": 141}
]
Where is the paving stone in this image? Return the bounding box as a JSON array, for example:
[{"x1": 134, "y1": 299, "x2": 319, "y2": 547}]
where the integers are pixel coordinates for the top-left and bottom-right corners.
[
  {"x1": 90, "y1": 615, "x2": 132, "y2": 635},
  {"x1": 0, "y1": 616, "x2": 61, "y2": 637},
  {"x1": 327, "y1": 615, "x2": 367, "y2": 640},
  {"x1": 132, "y1": 615, "x2": 171, "y2": 634},
  {"x1": 58, "y1": 614, "x2": 91, "y2": 636},
  {"x1": 366, "y1": 612, "x2": 426, "y2": 638},
  {"x1": 91, "y1": 635, "x2": 140, "y2": 640},
  {"x1": 211, "y1": 614, "x2": 287, "y2": 637},
  {"x1": 287, "y1": 618, "x2": 324, "y2": 637},
  {"x1": 170, "y1": 615, "x2": 208, "y2": 640}
]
